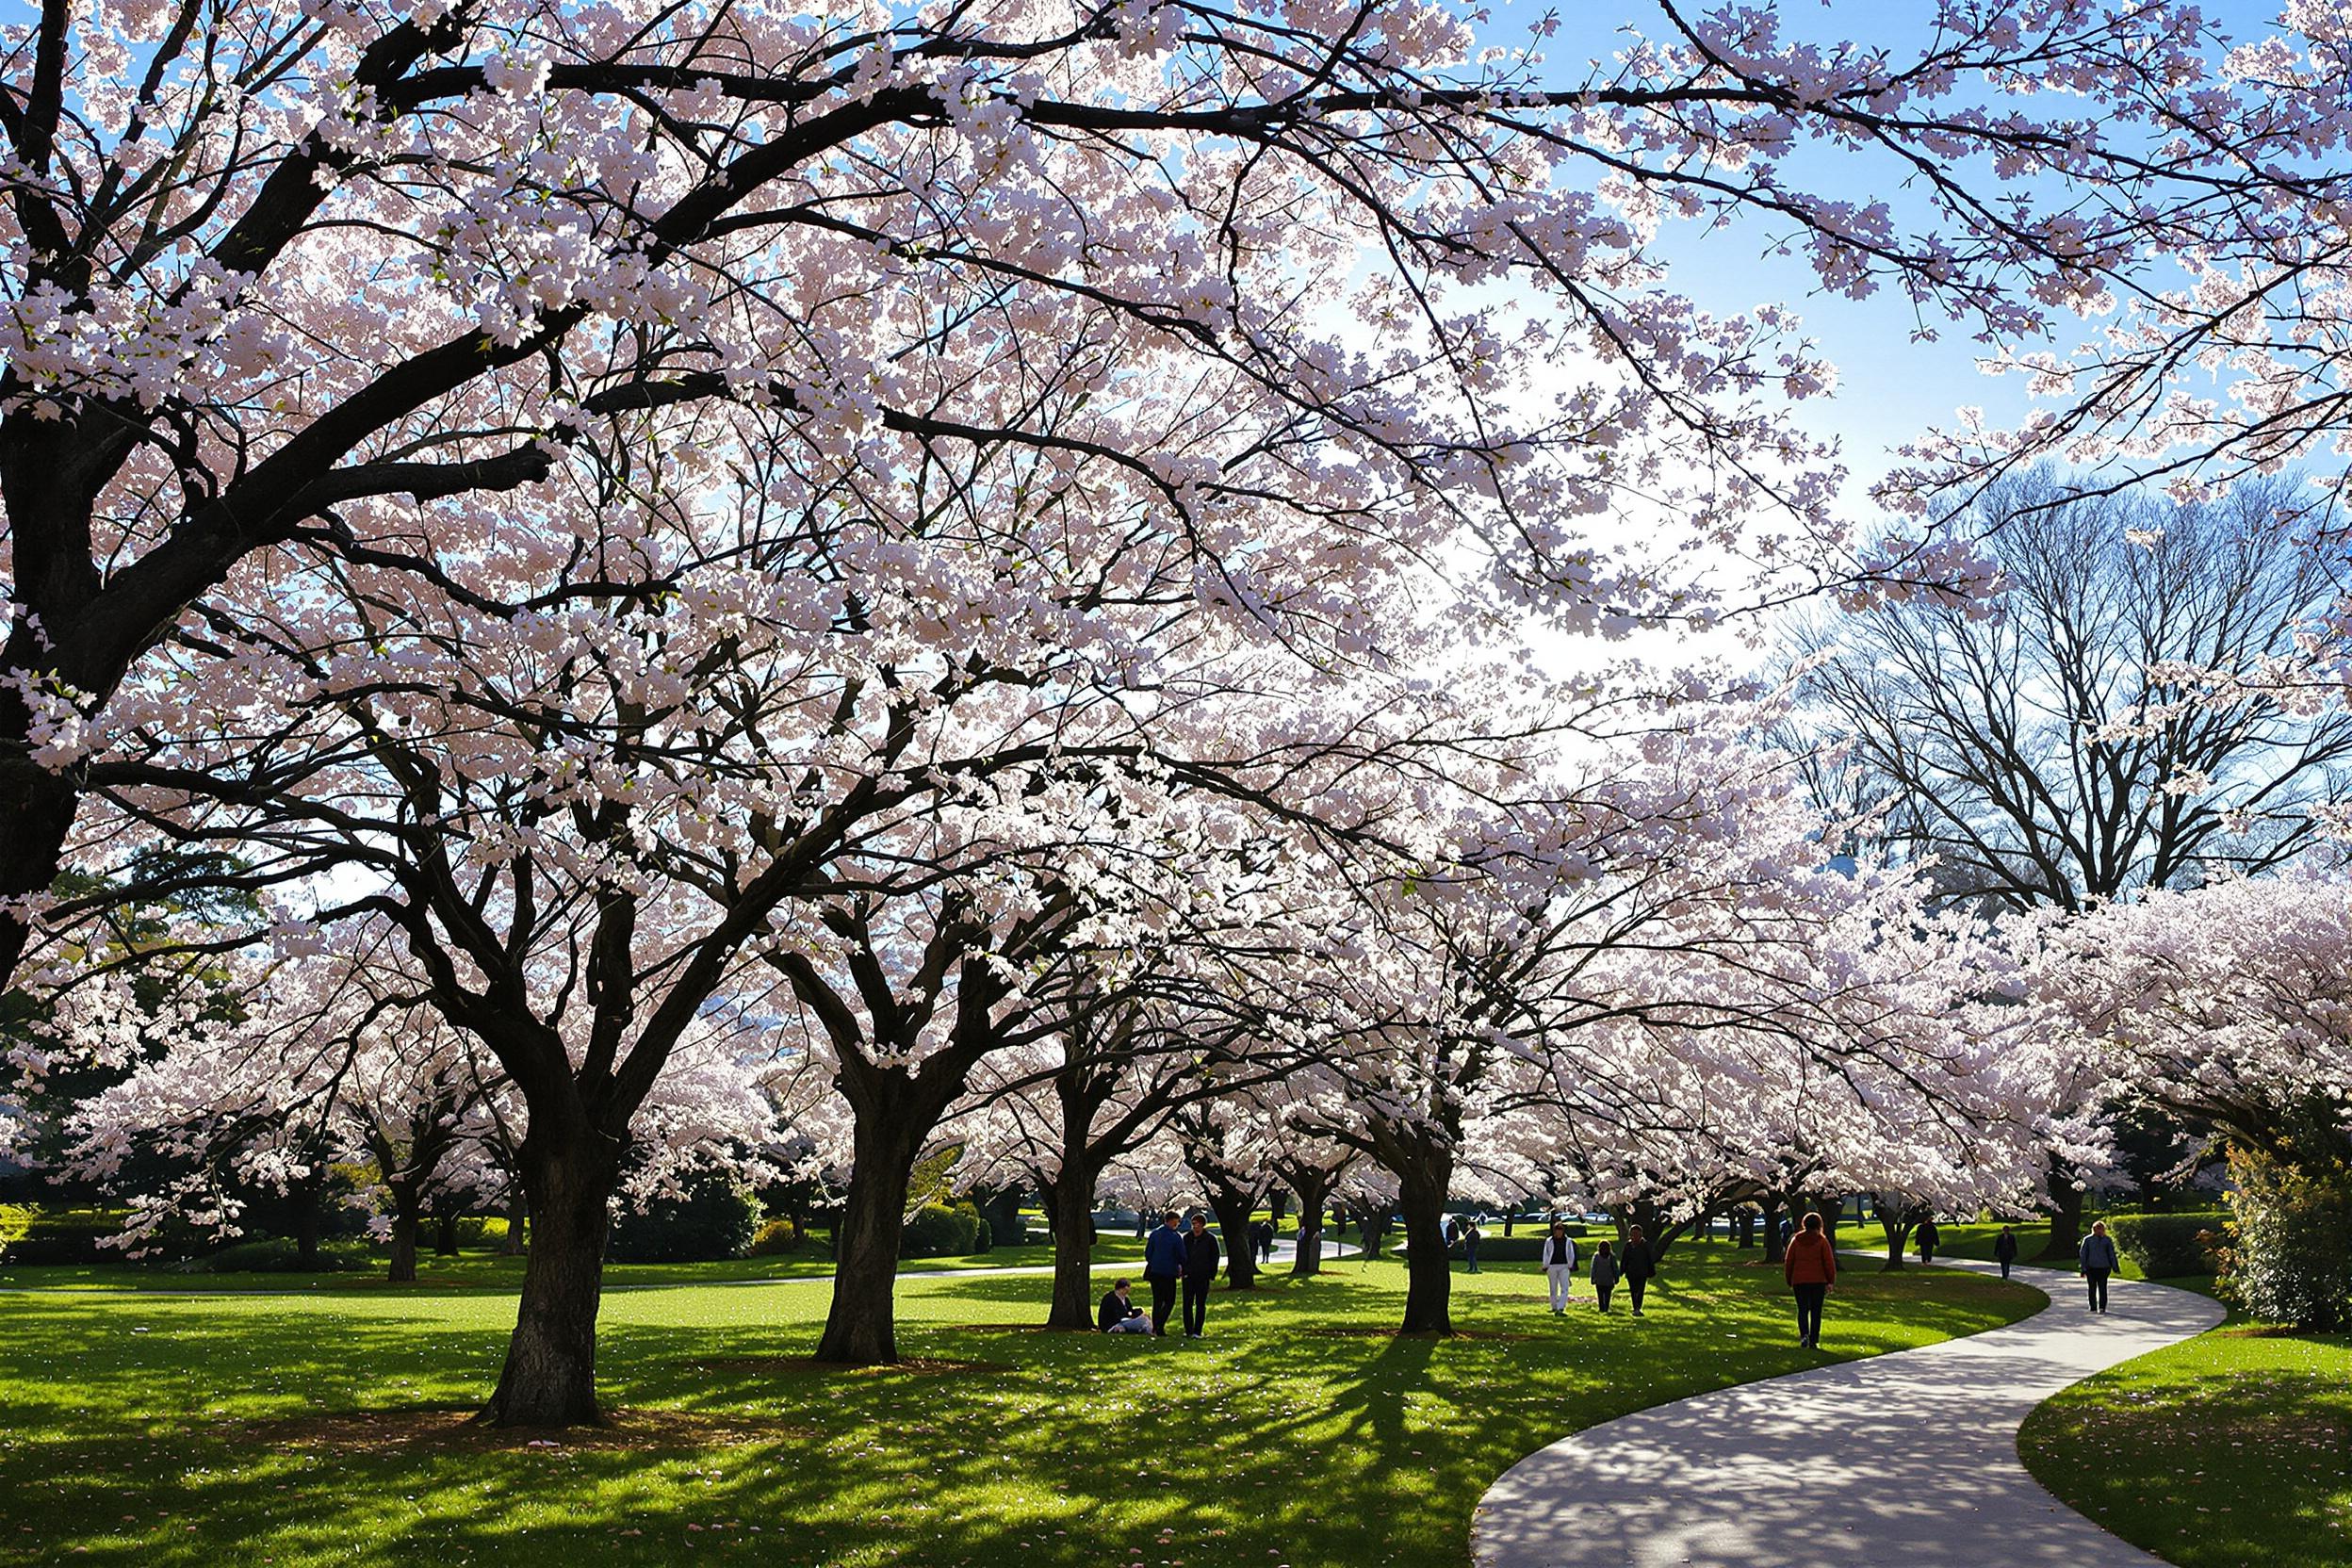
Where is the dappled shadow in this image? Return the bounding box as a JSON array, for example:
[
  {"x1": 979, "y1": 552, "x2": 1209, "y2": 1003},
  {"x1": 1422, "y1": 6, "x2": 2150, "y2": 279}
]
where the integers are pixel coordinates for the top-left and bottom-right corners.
[{"x1": 1475, "y1": 1267, "x2": 2222, "y2": 1568}]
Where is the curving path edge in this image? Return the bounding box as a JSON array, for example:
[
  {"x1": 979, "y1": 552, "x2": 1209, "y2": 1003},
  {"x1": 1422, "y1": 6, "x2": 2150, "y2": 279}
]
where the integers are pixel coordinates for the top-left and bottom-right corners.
[{"x1": 1472, "y1": 1258, "x2": 2224, "y2": 1568}]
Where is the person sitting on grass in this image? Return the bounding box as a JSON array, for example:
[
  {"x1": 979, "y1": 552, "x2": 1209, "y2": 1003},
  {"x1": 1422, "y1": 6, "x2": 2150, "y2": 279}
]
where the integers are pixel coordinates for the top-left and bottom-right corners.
[{"x1": 1099, "y1": 1279, "x2": 1152, "y2": 1333}]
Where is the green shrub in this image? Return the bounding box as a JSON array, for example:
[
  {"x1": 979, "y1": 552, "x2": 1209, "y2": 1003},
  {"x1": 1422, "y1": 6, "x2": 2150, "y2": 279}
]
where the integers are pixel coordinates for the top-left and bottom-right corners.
[
  {"x1": 195, "y1": 1237, "x2": 367, "y2": 1273},
  {"x1": 608, "y1": 1172, "x2": 760, "y2": 1263},
  {"x1": 2105, "y1": 1212, "x2": 2226, "y2": 1278},
  {"x1": 901, "y1": 1201, "x2": 980, "y2": 1258},
  {"x1": 2219, "y1": 1152, "x2": 2352, "y2": 1331},
  {"x1": 749, "y1": 1217, "x2": 811, "y2": 1255}
]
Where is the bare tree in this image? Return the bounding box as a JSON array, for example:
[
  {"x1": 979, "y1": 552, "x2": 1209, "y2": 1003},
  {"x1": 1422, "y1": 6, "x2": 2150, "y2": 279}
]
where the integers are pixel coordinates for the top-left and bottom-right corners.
[{"x1": 1784, "y1": 469, "x2": 2352, "y2": 1250}]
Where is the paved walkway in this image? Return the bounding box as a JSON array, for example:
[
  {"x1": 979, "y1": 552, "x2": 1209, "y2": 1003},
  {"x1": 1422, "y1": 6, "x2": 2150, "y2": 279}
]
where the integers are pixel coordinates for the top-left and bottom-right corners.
[{"x1": 1473, "y1": 1259, "x2": 2224, "y2": 1568}]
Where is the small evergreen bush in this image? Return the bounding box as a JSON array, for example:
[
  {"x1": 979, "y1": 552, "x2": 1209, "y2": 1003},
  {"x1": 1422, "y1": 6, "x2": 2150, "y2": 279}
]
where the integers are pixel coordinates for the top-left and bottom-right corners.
[
  {"x1": 607, "y1": 1172, "x2": 760, "y2": 1263},
  {"x1": 901, "y1": 1201, "x2": 980, "y2": 1258}
]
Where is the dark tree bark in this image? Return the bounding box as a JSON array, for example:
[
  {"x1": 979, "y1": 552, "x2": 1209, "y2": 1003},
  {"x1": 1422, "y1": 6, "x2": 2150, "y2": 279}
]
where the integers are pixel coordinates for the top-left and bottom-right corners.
[
  {"x1": 1205, "y1": 1185, "x2": 1257, "y2": 1291},
  {"x1": 2036, "y1": 1163, "x2": 2086, "y2": 1262},
  {"x1": 1280, "y1": 1164, "x2": 1337, "y2": 1278},
  {"x1": 1396, "y1": 1164, "x2": 1453, "y2": 1333},
  {"x1": 1046, "y1": 1163, "x2": 1106, "y2": 1330},
  {"x1": 435, "y1": 1209, "x2": 463, "y2": 1256},
  {"x1": 292, "y1": 1176, "x2": 322, "y2": 1270},
  {"x1": 815, "y1": 1107, "x2": 924, "y2": 1364},
  {"x1": 387, "y1": 1189, "x2": 422, "y2": 1283},
  {"x1": 502, "y1": 1185, "x2": 529, "y2": 1255},
  {"x1": 1761, "y1": 1192, "x2": 1787, "y2": 1265},
  {"x1": 1876, "y1": 1200, "x2": 1919, "y2": 1269},
  {"x1": 479, "y1": 1128, "x2": 624, "y2": 1427}
]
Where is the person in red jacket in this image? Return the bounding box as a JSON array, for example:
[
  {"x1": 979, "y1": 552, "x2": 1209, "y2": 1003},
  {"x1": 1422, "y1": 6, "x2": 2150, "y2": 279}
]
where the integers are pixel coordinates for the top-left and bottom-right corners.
[{"x1": 1783, "y1": 1211, "x2": 1838, "y2": 1348}]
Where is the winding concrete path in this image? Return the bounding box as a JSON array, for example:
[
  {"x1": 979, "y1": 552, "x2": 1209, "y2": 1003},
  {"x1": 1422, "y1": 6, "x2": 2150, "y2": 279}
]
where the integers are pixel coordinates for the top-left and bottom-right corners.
[{"x1": 1473, "y1": 1259, "x2": 2224, "y2": 1568}]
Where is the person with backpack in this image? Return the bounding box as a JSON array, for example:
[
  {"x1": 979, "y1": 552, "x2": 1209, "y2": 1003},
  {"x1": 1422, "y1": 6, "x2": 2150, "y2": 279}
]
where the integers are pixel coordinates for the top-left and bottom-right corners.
[
  {"x1": 1994, "y1": 1226, "x2": 2019, "y2": 1280},
  {"x1": 1540, "y1": 1224, "x2": 1578, "y2": 1313},
  {"x1": 1783, "y1": 1212, "x2": 1838, "y2": 1348},
  {"x1": 1915, "y1": 1216, "x2": 1941, "y2": 1266},
  {"x1": 1590, "y1": 1240, "x2": 1621, "y2": 1313},
  {"x1": 1181, "y1": 1211, "x2": 1221, "y2": 1338},
  {"x1": 2079, "y1": 1221, "x2": 2120, "y2": 1314},
  {"x1": 1619, "y1": 1225, "x2": 1658, "y2": 1316}
]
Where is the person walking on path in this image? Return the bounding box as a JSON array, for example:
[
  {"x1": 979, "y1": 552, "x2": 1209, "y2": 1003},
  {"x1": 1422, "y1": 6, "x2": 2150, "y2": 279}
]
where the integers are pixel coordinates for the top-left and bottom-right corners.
[
  {"x1": 2079, "y1": 1221, "x2": 2120, "y2": 1314},
  {"x1": 1541, "y1": 1224, "x2": 1578, "y2": 1312},
  {"x1": 1590, "y1": 1240, "x2": 1621, "y2": 1313},
  {"x1": 1994, "y1": 1226, "x2": 2019, "y2": 1280},
  {"x1": 1143, "y1": 1211, "x2": 1187, "y2": 1335},
  {"x1": 1254, "y1": 1219, "x2": 1275, "y2": 1265},
  {"x1": 1099, "y1": 1279, "x2": 1151, "y2": 1333},
  {"x1": 1916, "y1": 1216, "x2": 1941, "y2": 1266},
  {"x1": 1783, "y1": 1212, "x2": 1838, "y2": 1348},
  {"x1": 1619, "y1": 1226, "x2": 1657, "y2": 1316},
  {"x1": 1462, "y1": 1219, "x2": 1482, "y2": 1273},
  {"x1": 1182, "y1": 1212, "x2": 1221, "y2": 1337}
]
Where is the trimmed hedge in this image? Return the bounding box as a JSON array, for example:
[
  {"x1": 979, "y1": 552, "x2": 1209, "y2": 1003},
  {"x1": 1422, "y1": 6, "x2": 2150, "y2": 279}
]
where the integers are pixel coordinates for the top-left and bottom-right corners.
[
  {"x1": 2105, "y1": 1211, "x2": 2226, "y2": 1279},
  {"x1": 0, "y1": 1205, "x2": 130, "y2": 1266},
  {"x1": 1396, "y1": 1225, "x2": 1589, "y2": 1264}
]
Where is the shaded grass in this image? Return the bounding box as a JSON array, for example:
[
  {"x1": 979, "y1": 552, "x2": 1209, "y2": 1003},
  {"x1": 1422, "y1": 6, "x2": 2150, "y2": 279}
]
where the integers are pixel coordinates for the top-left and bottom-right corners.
[
  {"x1": 0, "y1": 1237, "x2": 1149, "y2": 1294},
  {"x1": 2019, "y1": 1321, "x2": 2352, "y2": 1568},
  {"x1": 0, "y1": 1240, "x2": 2036, "y2": 1567}
]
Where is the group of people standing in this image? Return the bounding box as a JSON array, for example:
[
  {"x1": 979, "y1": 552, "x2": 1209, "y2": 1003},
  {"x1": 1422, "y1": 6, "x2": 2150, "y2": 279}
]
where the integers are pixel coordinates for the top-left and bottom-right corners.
[
  {"x1": 1099, "y1": 1211, "x2": 1227, "y2": 1337},
  {"x1": 1534, "y1": 1222, "x2": 1659, "y2": 1315}
]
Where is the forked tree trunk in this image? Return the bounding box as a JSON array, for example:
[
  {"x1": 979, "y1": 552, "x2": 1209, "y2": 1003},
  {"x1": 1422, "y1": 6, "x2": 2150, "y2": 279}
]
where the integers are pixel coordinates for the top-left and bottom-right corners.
[
  {"x1": 815, "y1": 1117, "x2": 921, "y2": 1364},
  {"x1": 1046, "y1": 1165, "x2": 1104, "y2": 1330},
  {"x1": 1286, "y1": 1169, "x2": 1333, "y2": 1277},
  {"x1": 479, "y1": 1135, "x2": 622, "y2": 1428},
  {"x1": 1396, "y1": 1168, "x2": 1453, "y2": 1334},
  {"x1": 1880, "y1": 1215, "x2": 1916, "y2": 1269}
]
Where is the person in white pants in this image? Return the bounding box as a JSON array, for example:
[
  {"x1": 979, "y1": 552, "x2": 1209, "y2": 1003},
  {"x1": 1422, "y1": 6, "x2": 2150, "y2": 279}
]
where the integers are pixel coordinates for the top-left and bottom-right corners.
[{"x1": 1540, "y1": 1224, "x2": 1577, "y2": 1313}]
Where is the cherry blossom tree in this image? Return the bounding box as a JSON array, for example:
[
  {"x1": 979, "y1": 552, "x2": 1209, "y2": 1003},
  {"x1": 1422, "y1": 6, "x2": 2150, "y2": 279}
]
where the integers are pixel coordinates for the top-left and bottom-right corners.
[{"x1": 6, "y1": 0, "x2": 2338, "y2": 1001}]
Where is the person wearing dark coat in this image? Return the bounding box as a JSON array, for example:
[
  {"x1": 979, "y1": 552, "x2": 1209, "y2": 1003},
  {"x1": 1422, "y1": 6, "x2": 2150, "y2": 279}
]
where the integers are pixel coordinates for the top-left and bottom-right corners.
[
  {"x1": 1099, "y1": 1279, "x2": 1150, "y2": 1333},
  {"x1": 1619, "y1": 1226, "x2": 1658, "y2": 1316},
  {"x1": 1254, "y1": 1219, "x2": 1276, "y2": 1264},
  {"x1": 1462, "y1": 1220, "x2": 1482, "y2": 1273},
  {"x1": 1993, "y1": 1226, "x2": 2019, "y2": 1280},
  {"x1": 1589, "y1": 1240, "x2": 1621, "y2": 1313},
  {"x1": 1915, "y1": 1216, "x2": 1941, "y2": 1266},
  {"x1": 1142, "y1": 1210, "x2": 1188, "y2": 1335},
  {"x1": 1181, "y1": 1213, "x2": 1221, "y2": 1338},
  {"x1": 2079, "y1": 1222, "x2": 2120, "y2": 1313}
]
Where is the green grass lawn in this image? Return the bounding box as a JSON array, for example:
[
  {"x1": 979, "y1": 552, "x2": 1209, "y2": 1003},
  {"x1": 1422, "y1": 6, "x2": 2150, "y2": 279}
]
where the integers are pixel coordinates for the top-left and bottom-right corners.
[
  {"x1": 0, "y1": 1239, "x2": 2036, "y2": 1567},
  {"x1": 0, "y1": 1237, "x2": 1152, "y2": 1293},
  {"x1": 2020, "y1": 1322, "x2": 2352, "y2": 1568}
]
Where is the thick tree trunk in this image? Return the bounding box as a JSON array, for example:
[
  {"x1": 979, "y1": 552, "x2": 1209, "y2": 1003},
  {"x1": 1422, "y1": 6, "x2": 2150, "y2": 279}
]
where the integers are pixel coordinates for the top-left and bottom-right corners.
[
  {"x1": 0, "y1": 754, "x2": 80, "y2": 991},
  {"x1": 1287, "y1": 1171, "x2": 1332, "y2": 1277},
  {"x1": 387, "y1": 1191, "x2": 422, "y2": 1283},
  {"x1": 501, "y1": 1185, "x2": 529, "y2": 1255},
  {"x1": 1880, "y1": 1216, "x2": 1915, "y2": 1269},
  {"x1": 2035, "y1": 1164, "x2": 2085, "y2": 1262},
  {"x1": 1396, "y1": 1169, "x2": 1453, "y2": 1333},
  {"x1": 294, "y1": 1180, "x2": 322, "y2": 1269},
  {"x1": 815, "y1": 1116, "x2": 921, "y2": 1364},
  {"x1": 1046, "y1": 1165, "x2": 1104, "y2": 1330},
  {"x1": 1761, "y1": 1192, "x2": 1786, "y2": 1265},
  {"x1": 435, "y1": 1210, "x2": 463, "y2": 1256},
  {"x1": 479, "y1": 1135, "x2": 622, "y2": 1428},
  {"x1": 1207, "y1": 1189, "x2": 1257, "y2": 1290}
]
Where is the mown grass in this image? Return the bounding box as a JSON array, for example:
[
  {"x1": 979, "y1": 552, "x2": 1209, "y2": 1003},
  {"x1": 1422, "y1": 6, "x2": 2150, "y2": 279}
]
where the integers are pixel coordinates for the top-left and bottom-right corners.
[
  {"x1": 0, "y1": 1238, "x2": 1155, "y2": 1294},
  {"x1": 0, "y1": 1239, "x2": 2034, "y2": 1567},
  {"x1": 2020, "y1": 1322, "x2": 2352, "y2": 1568}
]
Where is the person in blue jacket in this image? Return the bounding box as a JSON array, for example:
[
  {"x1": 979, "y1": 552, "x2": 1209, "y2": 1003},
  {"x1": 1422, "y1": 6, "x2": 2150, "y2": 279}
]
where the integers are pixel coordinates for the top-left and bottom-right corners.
[
  {"x1": 2079, "y1": 1221, "x2": 2120, "y2": 1314},
  {"x1": 1143, "y1": 1211, "x2": 1188, "y2": 1334}
]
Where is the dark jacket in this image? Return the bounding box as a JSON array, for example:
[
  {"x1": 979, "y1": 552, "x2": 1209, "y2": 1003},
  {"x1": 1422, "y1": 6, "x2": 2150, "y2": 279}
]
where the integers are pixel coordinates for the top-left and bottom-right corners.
[
  {"x1": 1143, "y1": 1223, "x2": 1187, "y2": 1278},
  {"x1": 1916, "y1": 1220, "x2": 1941, "y2": 1250},
  {"x1": 1184, "y1": 1227, "x2": 1221, "y2": 1279},
  {"x1": 2080, "y1": 1233, "x2": 2120, "y2": 1273},
  {"x1": 1994, "y1": 1232, "x2": 2019, "y2": 1262},
  {"x1": 1098, "y1": 1290, "x2": 1142, "y2": 1331},
  {"x1": 1619, "y1": 1239, "x2": 1656, "y2": 1280}
]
